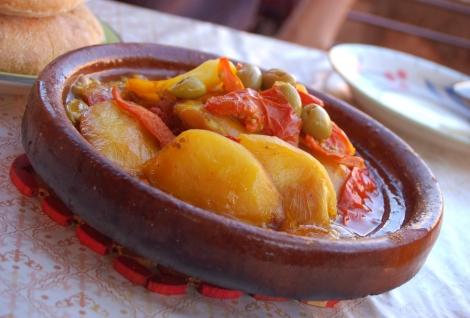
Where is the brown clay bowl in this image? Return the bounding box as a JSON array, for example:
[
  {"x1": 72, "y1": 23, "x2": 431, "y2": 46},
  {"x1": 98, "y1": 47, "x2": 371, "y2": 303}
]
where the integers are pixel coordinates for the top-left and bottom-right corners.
[{"x1": 22, "y1": 43, "x2": 443, "y2": 300}]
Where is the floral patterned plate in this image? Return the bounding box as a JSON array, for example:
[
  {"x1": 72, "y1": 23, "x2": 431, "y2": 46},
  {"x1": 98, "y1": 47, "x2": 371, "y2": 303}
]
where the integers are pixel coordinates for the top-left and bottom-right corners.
[{"x1": 329, "y1": 44, "x2": 470, "y2": 150}]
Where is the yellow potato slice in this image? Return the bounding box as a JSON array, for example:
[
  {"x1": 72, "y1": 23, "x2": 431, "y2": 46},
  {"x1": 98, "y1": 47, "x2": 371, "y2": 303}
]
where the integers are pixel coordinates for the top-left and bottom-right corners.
[
  {"x1": 239, "y1": 134, "x2": 337, "y2": 229},
  {"x1": 143, "y1": 129, "x2": 283, "y2": 227},
  {"x1": 80, "y1": 101, "x2": 159, "y2": 175}
]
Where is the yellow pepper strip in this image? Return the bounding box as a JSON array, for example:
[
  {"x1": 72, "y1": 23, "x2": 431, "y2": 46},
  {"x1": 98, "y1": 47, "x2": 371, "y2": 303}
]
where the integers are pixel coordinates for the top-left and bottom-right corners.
[
  {"x1": 126, "y1": 79, "x2": 161, "y2": 102},
  {"x1": 126, "y1": 58, "x2": 237, "y2": 103},
  {"x1": 295, "y1": 83, "x2": 308, "y2": 94}
]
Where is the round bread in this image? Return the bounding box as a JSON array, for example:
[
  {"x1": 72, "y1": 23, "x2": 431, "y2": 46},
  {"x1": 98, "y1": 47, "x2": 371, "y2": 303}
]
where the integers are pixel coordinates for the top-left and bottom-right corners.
[
  {"x1": 0, "y1": 5, "x2": 104, "y2": 75},
  {"x1": 0, "y1": 0, "x2": 84, "y2": 17}
]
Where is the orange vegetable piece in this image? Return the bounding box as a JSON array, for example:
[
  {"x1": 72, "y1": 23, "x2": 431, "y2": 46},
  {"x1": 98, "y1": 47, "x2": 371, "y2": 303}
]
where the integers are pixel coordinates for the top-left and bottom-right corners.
[
  {"x1": 259, "y1": 87, "x2": 302, "y2": 145},
  {"x1": 218, "y1": 57, "x2": 244, "y2": 92},
  {"x1": 338, "y1": 167, "x2": 377, "y2": 223},
  {"x1": 301, "y1": 123, "x2": 365, "y2": 169},
  {"x1": 297, "y1": 89, "x2": 325, "y2": 107},
  {"x1": 205, "y1": 88, "x2": 266, "y2": 132},
  {"x1": 205, "y1": 88, "x2": 301, "y2": 145},
  {"x1": 112, "y1": 87, "x2": 175, "y2": 147}
]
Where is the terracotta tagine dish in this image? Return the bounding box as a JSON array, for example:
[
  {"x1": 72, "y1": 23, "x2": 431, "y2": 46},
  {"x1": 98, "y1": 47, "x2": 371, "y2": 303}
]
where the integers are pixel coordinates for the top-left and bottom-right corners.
[{"x1": 21, "y1": 43, "x2": 443, "y2": 300}]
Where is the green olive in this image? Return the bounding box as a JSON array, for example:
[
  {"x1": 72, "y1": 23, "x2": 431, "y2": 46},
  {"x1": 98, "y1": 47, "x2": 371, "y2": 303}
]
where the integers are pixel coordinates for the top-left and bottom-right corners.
[
  {"x1": 237, "y1": 64, "x2": 262, "y2": 89},
  {"x1": 301, "y1": 103, "x2": 332, "y2": 140},
  {"x1": 262, "y1": 68, "x2": 296, "y2": 89},
  {"x1": 65, "y1": 98, "x2": 88, "y2": 126},
  {"x1": 273, "y1": 81, "x2": 302, "y2": 116},
  {"x1": 169, "y1": 76, "x2": 207, "y2": 99}
]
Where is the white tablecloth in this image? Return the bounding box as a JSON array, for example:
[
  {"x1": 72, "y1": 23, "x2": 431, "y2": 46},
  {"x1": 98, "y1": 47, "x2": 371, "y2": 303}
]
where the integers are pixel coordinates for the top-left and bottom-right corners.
[{"x1": 0, "y1": 1, "x2": 469, "y2": 317}]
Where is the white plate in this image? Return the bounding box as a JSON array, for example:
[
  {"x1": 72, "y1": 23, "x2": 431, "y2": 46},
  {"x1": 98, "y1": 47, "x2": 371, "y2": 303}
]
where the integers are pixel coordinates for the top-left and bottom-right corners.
[{"x1": 329, "y1": 43, "x2": 470, "y2": 149}]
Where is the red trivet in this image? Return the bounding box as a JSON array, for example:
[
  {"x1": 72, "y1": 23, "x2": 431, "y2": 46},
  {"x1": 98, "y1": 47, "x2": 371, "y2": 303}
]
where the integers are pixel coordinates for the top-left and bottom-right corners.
[{"x1": 9, "y1": 154, "x2": 338, "y2": 307}]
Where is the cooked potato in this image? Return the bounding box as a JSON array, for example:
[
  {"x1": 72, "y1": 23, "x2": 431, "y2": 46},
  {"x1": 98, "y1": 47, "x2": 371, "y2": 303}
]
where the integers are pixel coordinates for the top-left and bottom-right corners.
[
  {"x1": 143, "y1": 129, "x2": 283, "y2": 227},
  {"x1": 174, "y1": 100, "x2": 246, "y2": 137},
  {"x1": 80, "y1": 101, "x2": 159, "y2": 175},
  {"x1": 239, "y1": 134, "x2": 337, "y2": 228}
]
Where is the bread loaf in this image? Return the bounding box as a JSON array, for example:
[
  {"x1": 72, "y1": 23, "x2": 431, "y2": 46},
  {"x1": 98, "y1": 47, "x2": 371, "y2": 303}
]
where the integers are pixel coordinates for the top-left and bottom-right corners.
[
  {"x1": 0, "y1": 5, "x2": 104, "y2": 75},
  {"x1": 0, "y1": 0, "x2": 84, "y2": 17}
]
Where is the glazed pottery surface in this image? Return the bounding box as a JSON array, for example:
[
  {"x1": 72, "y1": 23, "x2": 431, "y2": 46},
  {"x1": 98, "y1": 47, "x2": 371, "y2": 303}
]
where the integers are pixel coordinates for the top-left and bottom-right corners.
[{"x1": 22, "y1": 43, "x2": 442, "y2": 300}]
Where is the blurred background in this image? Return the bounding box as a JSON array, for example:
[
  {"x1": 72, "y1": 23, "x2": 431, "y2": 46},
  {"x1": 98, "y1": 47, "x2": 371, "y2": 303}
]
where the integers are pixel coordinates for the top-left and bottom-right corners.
[{"x1": 115, "y1": 0, "x2": 470, "y2": 74}]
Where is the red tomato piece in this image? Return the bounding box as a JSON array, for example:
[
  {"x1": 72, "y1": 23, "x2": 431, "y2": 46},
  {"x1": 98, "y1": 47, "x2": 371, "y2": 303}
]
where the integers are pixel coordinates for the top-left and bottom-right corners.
[
  {"x1": 301, "y1": 123, "x2": 365, "y2": 168},
  {"x1": 112, "y1": 87, "x2": 175, "y2": 147},
  {"x1": 205, "y1": 88, "x2": 266, "y2": 132},
  {"x1": 338, "y1": 167, "x2": 377, "y2": 224},
  {"x1": 322, "y1": 122, "x2": 356, "y2": 156},
  {"x1": 205, "y1": 88, "x2": 301, "y2": 145},
  {"x1": 260, "y1": 87, "x2": 302, "y2": 145}
]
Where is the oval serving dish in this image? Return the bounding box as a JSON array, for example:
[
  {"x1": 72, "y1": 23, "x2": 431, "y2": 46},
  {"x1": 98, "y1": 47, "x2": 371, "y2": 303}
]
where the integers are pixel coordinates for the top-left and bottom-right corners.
[{"x1": 22, "y1": 43, "x2": 443, "y2": 300}]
